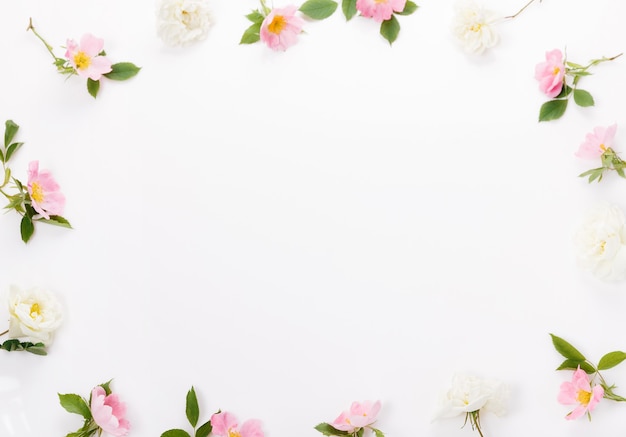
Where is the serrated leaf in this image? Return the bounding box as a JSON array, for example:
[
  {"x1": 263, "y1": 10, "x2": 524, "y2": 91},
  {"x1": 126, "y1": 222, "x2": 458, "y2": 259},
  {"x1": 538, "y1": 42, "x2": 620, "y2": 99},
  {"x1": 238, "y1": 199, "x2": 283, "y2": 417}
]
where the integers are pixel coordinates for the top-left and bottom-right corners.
[
  {"x1": 41, "y1": 215, "x2": 73, "y2": 228},
  {"x1": 4, "y1": 120, "x2": 19, "y2": 148},
  {"x1": 300, "y1": 0, "x2": 338, "y2": 19},
  {"x1": 573, "y1": 89, "x2": 594, "y2": 107},
  {"x1": 161, "y1": 430, "x2": 192, "y2": 437},
  {"x1": 314, "y1": 423, "x2": 350, "y2": 436},
  {"x1": 5, "y1": 142, "x2": 24, "y2": 162},
  {"x1": 58, "y1": 393, "x2": 92, "y2": 419},
  {"x1": 598, "y1": 351, "x2": 626, "y2": 370},
  {"x1": 104, "y1": 63, "x2": 141, "y2": 81},
  {"x1": 240, "y1": 22, "x2": 262, "y2": 44},
  {"x1": 539, "y1": 99, "x2": 568, "y2": 122},
  {"x1": 380, "y1": 15, "x2": 400, "y2": 45},
  {"x1": 550, "y1": 334, "x2": 587, "y2": 361},
  {"x1": 87, "y1": 78, "x2": 100, "y2": 99},
  {"x1": 186, "y1": 386, "x2": 199, "y2": 428},
  {"x1": 342, "y1": 0, "x2": 357, "y2": 20},
  {"x1": 196, "y1": 420, "x2": 213, "y2": 437},
  {"x1": 556, "y1": 359, "x2": 595, "y2": 374},
  {"x1": 396, "y1": 0, "x2": 418, "y2": 15},
  {"x1": 246, "y1": 10, "x2": 265, "y2": 23},
  {"x1": 20, "y1": 215, "x2": 34, "y2": 243}
]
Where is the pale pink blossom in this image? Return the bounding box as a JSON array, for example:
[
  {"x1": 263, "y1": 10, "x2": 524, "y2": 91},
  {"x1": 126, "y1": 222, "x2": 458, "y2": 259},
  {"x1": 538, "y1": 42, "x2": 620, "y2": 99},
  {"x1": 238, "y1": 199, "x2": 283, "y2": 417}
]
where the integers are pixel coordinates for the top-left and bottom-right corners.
[
  {"x1": 90, "y1": 386, "x2": 130, "y2": 436},
  {"x1": 557, "y1": 367, "x2": 604, "y2": 420},
  {"x1": 65, "y1": 34, "x2": 112, "y2": 80},
  {"x1": 576, "y1": 124, "x2": 618, "y2": 159},
  {"x1": 259, "y1": 6, "x2": 304, "y2": 51},
  {"x1": 332, "y1": 400, "x2": 381, "y2": 433},
  {"x1": 356, "y1": 0, "x2": 406, "y2": 22},
  {"x1": 535, "y1": 49, "x2": 566, "y2": 98},
  {"x1": 27, "y1": 160, "x2": 65, "y2": 220},
  {"x1": 211, "y1": 411, "x2": 264, "y2": 437}
]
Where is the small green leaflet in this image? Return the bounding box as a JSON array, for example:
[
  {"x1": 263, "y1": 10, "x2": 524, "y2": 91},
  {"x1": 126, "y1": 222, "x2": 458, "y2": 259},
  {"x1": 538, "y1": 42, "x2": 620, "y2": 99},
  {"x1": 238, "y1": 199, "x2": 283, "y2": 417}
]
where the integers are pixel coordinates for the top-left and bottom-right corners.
[
  {"x1": 342, "y1": 0, "x2": 357, "y2": 20},
  {"x1": 104, "y1": 63, "x2": 141, "y2": 81},
  {"x1": 240, "y1": 22, "x2": 262, "y2": 44},
  {"x1": 538, "y1": 99, "x2": 568, "y2": 122},
  {"x1": 186, "y1": 387, "x2": 200, "y2": 428},
  {"x1": 573, "y1": 89, "x2": 594, "y2": 107},
  {"x1": 396, "y1": 0, "x2": 418, "y2": 15},
  {"x1": 58, "y1": 393, "x2": 92, "y2": 420},
  {"x1": 380, "y1": 15, "x2": 400, "y2": 45},
  {"x1": 161, "y1": 430, "x2": 191, "y2": 437},
  {"x1": 550, "y1": 334, "x2": 586, "y2": 361},
  {"x1": 4, "y1": 120, "x2": 19, "y2": 148},
  {"x1": 598, "y1": 351, "x2": 626, "y2": 370},
  {"x1": 20, "y1": 215, "x2": 34, "y2": 243},
  {"x1": 314, "y1": 423, "x2": 350, "y2": 436},
  {"x1": 87, "y1": 78, "x2": 100, "y2": 99},
  {"x1": 300, "y1": 0, "x2": 338, "y2": 19},
  {"x1": 556, "y1": 358, "x2": 595, "y2": 374}
]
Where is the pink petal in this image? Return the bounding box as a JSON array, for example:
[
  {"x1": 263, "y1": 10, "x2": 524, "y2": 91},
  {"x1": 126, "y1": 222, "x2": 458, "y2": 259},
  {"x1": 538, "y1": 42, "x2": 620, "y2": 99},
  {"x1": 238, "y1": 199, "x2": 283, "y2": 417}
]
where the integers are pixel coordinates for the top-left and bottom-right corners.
[{"x1": 80, "y1": 33, "x2": 105, "y2": 57}]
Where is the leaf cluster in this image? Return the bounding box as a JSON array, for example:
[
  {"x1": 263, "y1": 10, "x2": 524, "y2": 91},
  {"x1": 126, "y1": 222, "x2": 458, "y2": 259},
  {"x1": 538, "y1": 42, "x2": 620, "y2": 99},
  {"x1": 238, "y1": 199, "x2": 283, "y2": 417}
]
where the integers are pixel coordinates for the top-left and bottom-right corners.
[
  {"x1": 0, "y1": 338, "x2": 47, "y2": 355},
  {"x1": 59, "y1": 381, "x2": 113, "y2": 437},
  {"x1": 579, "y1": 148, "x2": 626, "y2": 183},
  {"x1": 161, "y1": 387, "x2": 214, "y2": 437}
]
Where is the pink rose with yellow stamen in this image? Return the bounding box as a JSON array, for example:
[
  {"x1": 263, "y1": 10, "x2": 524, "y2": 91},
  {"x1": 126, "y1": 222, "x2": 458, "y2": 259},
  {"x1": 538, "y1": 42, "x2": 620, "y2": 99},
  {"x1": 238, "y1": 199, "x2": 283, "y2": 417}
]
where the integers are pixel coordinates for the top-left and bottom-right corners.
[
  {"x1": 211, "y1": 411, "x2": 264, "y2": 437},
  {"x1": 558, "y1": 367, "x2": 604, "y2": 420},
  {"x1": 64, "y1": 33, "x2": 112, "y2": 80},
  {"x1": 90, "y1": 386, "x2": 130, "y2": 436},
  {"x1": 535, "y1": 49, "x2": 566, "y2": 98},
  {"x1": 27, "y1": 160, "x2": 65, "y2": 220},
  {"x1": 576, "y1": 124, "x2": 617, "y2": 159},
  {"x1": 356, "y1": 0, "x2": 406, "y2": 22},
  {"x1": 332, "y1": 400, "x2": 381, "y2": 433},
  {"x1": 259, "y1": 6, "x2": 304, "y2": 51}
]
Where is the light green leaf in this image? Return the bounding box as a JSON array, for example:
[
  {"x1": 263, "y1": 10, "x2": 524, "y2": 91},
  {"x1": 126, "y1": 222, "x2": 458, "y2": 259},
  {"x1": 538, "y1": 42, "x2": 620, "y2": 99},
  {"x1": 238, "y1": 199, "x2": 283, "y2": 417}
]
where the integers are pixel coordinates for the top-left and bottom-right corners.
[
  {"x1": 598, "y1": 351, "x2": 626, "y2": 370},
  {"x1": 246, "y1": 10, "x2": 265, "y2": 23},
  {"x1": 25, "y1": 344, "x2": 47, "y2": 355},
  {"x1": 58, "y1": 393, "x2": 92, "y2": 419},
  {"x1": 550, "y1": 334, "x2": 587, "y2": 361},
  {"x1": 396, "y1": 0, "x2": 418, "y2": 15},
  {"x1": 186, "y1": 387, "x2": 199, "y2": 428},
  {"x1": 372, "y1": 428, "x2": 385, "y2": 437},
  {"x1": 4, "y1": 120, "x2": 19, "y2": 148},
  {"x1": 240, "y1": 22, "x2": 262, "y2": 44},
  {"x1": 161, "y1": 430, "x2": 192, "y2": 437},
  {"x1": 87, "y1": 79, "x2": 100, "y2": 99},
  {"x1": 538, "y1": 99, "x2": 568, "y2": 122},
  {"x1": 566, "y1": 61, "x2": 584, "y2": 69},
  {"x1": 41, "y1": 215, "x2": 73, "y2": 228},
  {"x1": 104, "y1": 63, "x2": 141, "y2": 81},
  {"x1": 20, "y1": 215, "x2": 34, "y2": 243},
  {"x1": 299, "y1": 0, "x2": 338, "y2": 19},
  {"x1": 2, "y1": 167, "x2": 10, "y2": 187},
  {"x1": 342, "y1": 0, "x2": 357, "y2": 20},
  {"x1": 573, "y1": 89, "x2": 594, "y2": 107},
  {"x1": 556, "y1": 359, "x2": 595, "y2": 374},
  {"x1": 5, "y1": 142, "x2": 24, "y2": 162},
  {"x1": 314, "y1": 423, "x2": 350, "y2": 436},
  {"x1": 196, "y1": 420, "x2": 213, "y2": 437},
  {"x1": 380, "y1": 15, "x2": 400, "y2": 45}
]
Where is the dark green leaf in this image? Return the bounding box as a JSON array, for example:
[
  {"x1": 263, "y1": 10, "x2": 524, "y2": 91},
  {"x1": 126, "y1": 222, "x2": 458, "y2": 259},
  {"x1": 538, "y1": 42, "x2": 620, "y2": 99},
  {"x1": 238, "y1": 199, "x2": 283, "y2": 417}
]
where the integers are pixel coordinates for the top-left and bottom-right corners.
[
  {"x1": 356, "y1": 428, "x2": 364, "y2": 437},
  {"x1": 186, "y1": 386, "x2": 199, "y2": 428},
  {"x1": 58, "y1": 393, "x2": 92, "y2": 419},
  {"x1": 4, "y1": 120, "x2": 19, "y2": 148},
  {"x1": 314, "y1": 423, "x2": 350, "y2": 436},
  {"x1": 556, "y1": 359, "x2": 595, "y2": 374},
  {"x1": 300, "y1": 0, "x2": 338, "y2": 19},
  {"x1": 342, "y1": 0, "x2": 357, "y2": 20},
  {"x1": 100, "y1": 380, "x2": 113, "y2": 396},
  {"x1": 554, "y1": 84, "x2": 572, "y2": 99},
  {"x1": 573, "y1": 89, "x2": 594, "y2": 107},
  {"x1": 380, "y1": 15, "x2": 400, "y2": 45},
  {"x1": 161, "y1": 430, "x2": 192, "y2": 437},
  {"x1": 240, "y1": 22, "x2": 262, "y2": 44},
  {"x1": 5, "y1": 142, "x2": 24, "y2": 162},
  {"x1": 196, "y1": 420, "x2": 213, "y2": 437},
  {"x1": 598, "y1": 351, "x2": 626, "y2": 370},
  {"x1": 246, "y1": 10, "x2": 265, "y2": 23},
  {"x1": 396, "y1": 0, "x2": 418, "y2": 15},
  {"x1": 104, "y1": 63, "x2": 141, "y2": 81},
  {"x1": 0, "y1": 149, "x2": 4, "y2": 163},
  {"x1": 550, "y1": 334, "x2": 587, "y2": 361},
  {"x1": 24, "y1": 203, "x2": 36, "y2": 218},
  {"x1": 87, "y1": 79, "x2": 100, "y2": 98},
  {"x1": 41, "y1": 215, "x2": 73, "y2": 228},
  {"x1": 20, "y1": 215, "x2": 34, "y2": 243},
  {"x1": 538, "y1": 99, "x2": 568, "y2": 122}
]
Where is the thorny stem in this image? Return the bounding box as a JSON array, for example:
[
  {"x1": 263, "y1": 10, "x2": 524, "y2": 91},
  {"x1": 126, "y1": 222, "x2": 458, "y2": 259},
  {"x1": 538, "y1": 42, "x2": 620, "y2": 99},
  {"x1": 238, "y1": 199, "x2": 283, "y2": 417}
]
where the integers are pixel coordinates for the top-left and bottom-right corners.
[
  {"x1": 26, "y1": 18, "x2": 60, "y2": 64},
  {"x1": 504, "y1": 0, "x2": 541, "y2": 20}
]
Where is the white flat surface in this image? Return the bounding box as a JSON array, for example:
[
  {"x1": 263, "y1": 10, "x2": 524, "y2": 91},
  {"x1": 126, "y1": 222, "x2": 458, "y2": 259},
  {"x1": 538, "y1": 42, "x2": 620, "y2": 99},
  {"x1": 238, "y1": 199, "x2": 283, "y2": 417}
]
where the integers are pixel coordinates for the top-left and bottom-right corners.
[{"x1": 1, "y1": 0, "x2": 626, "y2": 436}]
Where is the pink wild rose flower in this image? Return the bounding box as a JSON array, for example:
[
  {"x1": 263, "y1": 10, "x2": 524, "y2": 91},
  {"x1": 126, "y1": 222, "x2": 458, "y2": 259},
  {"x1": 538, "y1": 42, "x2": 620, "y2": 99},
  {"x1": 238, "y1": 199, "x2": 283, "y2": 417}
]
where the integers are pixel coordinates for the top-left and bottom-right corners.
[
  {"x1": 535, "y1": 49, "x2": 566, "y2": 98},
  {"x1": 27, "y1": 160, "x2": 65, "y2": 220},
  {"x1": 260, "y1": 6, "x2": 304, "y2": 51},
  {"x1": 557, "y1": 367, "x2": 604, "y2": 420},
  {"x1": 332, "y1": 400, "x2": 381, "y2": 433},
  {"x1": 211, "y1": 411, "x2": 264, "y2": 437},
  {"x1": 90, "y1": 386, "x2": 130, "y2": 436},
  {"x1": 65, "y1": 34, "x2": 112, "y2": 80},
  {"x1": 356, "y1": 0, "x2": 406, "y2": 22},
  {"x1": 576, "y1": 124, "x2": 618, "y2": 159}
]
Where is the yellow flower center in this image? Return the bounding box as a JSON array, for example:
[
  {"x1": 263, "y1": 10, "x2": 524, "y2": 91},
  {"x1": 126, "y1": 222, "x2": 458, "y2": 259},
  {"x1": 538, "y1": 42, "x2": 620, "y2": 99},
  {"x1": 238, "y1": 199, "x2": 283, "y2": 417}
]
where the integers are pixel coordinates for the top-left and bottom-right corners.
[
  {"x1": 31, "y1": 182, "x2": 44, "y2": 203},
  {"x1": 30, "y1": 303, "x2": 41, "y2": 318},
  {"x1": 228, "y1": 430, "x2": 241, "y2": 437},
  {"x1": 576, "y1": 389, "x2": 591, "y2": 406},
  {"x1": 470, "y1": 23, "x2": 483, "y2": 32},
  {"x1": 553, "y1": 66, "x2": 561, "y2": 76},
  {"x1": 73, "y1": 51, "x2": 92, "y2": 70},
  {"x1": 600, "y1": 143, "x2": 607, "y2": 152},
  {"x1": 375, "y1": 0, "x2": 389, "y2": 3},
  {"x1": 268, "y1": 15, "x2": 287, "y2": 34}
]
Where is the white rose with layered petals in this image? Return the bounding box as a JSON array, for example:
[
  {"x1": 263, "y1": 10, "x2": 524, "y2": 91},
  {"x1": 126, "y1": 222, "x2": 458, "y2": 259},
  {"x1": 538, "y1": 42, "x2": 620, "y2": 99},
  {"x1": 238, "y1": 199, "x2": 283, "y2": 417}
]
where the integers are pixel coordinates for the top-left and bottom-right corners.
[
  {"x1": 452, "y1": 1, "x2": 500, "y2": 54},
  {"x1": 7, "y1": 286, "x2": 63, "y2": 345},
  {"x1": 574, "y1": 204, "x2": 626, "y2": 282},
  {"x1": 156, "y1": 0, "x2": 212, "y2": 47},
  {"x1": 433, "y1": 373, "x2": 509, "y2": 420}
]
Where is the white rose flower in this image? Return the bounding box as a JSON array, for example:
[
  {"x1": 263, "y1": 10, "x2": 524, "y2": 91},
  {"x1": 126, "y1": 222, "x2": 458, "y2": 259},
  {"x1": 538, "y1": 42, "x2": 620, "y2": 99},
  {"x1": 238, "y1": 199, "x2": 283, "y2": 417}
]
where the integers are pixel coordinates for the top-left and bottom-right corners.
[
  {"x1": 156, "y1": 0, "x2": 212, "y2": 47},
  {"x1": 574, "y1": 203, "x2": 626, "y2": 282},
  {"x1": 7, "y1": 286, "x2": 63, "y2": 345},
  {"x1": 433, "y1": 373, "x2": 509, "y2": 420},
  {"x1": 452, "y1": 1, "x2": 500, "y2": 54}
]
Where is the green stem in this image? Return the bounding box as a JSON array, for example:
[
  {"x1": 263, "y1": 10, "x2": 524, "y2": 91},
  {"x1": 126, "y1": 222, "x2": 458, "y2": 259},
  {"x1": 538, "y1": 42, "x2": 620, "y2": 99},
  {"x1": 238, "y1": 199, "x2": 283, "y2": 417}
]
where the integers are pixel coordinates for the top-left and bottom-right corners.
[
  {"x1": 26, "y1": 18, "x2": 61, "y2": 64},
  {"x1": 504, "y1": 0, "x2": 541, "y2": 20},
  {"x1": 259, "y1": 0, "x2": 271, "y2": 15}
]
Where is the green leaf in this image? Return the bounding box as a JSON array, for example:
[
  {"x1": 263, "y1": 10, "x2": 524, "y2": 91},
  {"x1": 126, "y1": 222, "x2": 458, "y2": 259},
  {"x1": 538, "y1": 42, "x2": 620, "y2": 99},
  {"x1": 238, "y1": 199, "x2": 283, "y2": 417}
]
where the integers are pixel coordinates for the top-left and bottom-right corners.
[
  {"x1": 579, "y1": 167, "x2": 604, "y2": 183},
  {"x1": 314, "y1": 423, "x2": 350, "y2": 436},
  {"x1": 573, "y1": 89, "x2": 594, "y2": 107},
  {"x1": 58, "y1": 393, "x2": 92, "y2": 419},
  {"x1": 342, "y1": 0, "x2": 357, "y2": 20},
  {"x1": 554, "y1": 84, "x2": 572, "y2": 99},
  {"x1": 240, "y1": 22, "x2": 262, "y2": 44},
  {"x1": 356, "y1": 428, "x2": 364, "y2": 437},
  {"x1": 566, "y1": 61, "x2": 584, "y2": 69},
  {"x1": 161, "y1": 430, "x2": 192, "y2": 437},
  {"x1": 380, "y1": 15, "x2": 400, "y2": 45},
  {"x1": 196, "y1": 420, "x2": 213, "y2": 437},
  {"x1": 26, "y1": 344, "x2": 47, "y2": 355},
  {"x1": 41, "y1": 215, "x2": 73, "y2": 228},
  {"x1": 0, "y1": 149, "x2": 4, "y2": 163},
  {"x1": 598, "y1": 351, "x2": 626, "y2": 370},
  {"x1": 104, "y1": 63, "x2": 141, "y2": 81},
  {"x1": 396, "y1": 0, "x2": 418, "y2": 15},
  {"x1": 246, "y1": 10, "x2": 265, "y2": 23},
  {"x1": 372, "y1": 428, "x2": 385, "y2": 437},
  {"x1": 20, "y1": 215, "x2": 34, "y2": 243},
  {"x1": 87, "y1": 79, "x2": 100, "y2": 98},
  {"x1": 550, "y1": 334, "x2": 587, "y2": 361},
  {"x1": 5, "y1": 142, "x2": 24, "y2": 162},
  {"x1": 299, "y1": 0, "x2": 338, "y2": 19},
  {"x1": 538, "y1": 99, "x2": 568, "y2": 122},
  {"x1": 2, "y1": 167, "x2": 10, "y2": 187},
  {"x1": 556, "y1": 359, "x2": 595, "y2": 374},
  {"x1": 186, "y1": 386, "x2": 200, "y2": 428},
  {"x1": 4, "y1": 120, "x2": 19, "y2": 148}
]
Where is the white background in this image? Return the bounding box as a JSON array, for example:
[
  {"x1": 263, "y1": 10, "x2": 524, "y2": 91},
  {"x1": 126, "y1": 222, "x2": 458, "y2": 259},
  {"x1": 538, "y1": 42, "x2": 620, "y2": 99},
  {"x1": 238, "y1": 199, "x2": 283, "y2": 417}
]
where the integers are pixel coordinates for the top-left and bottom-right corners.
[{"x1": 1, "y1": 0, "x2": 626, "y2": 436}]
